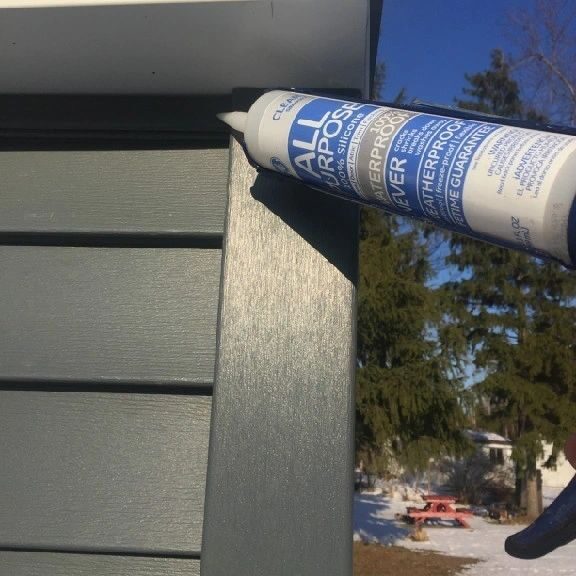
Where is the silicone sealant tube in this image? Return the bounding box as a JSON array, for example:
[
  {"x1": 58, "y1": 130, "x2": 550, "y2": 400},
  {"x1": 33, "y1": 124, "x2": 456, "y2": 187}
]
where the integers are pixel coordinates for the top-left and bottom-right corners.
[{"x1": 219, "y1": 90, "x2": 576, "y2": 268}]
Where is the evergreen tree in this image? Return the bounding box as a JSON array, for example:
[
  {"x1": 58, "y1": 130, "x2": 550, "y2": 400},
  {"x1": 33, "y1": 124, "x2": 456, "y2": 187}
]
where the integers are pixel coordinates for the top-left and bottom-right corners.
[
  {"x1": 449, "y1": 51, "x2": 576, "y2": 518},
  {"x1": 372, "y1": 62, "x2": 386, "y2": 101},
  {"x1": 356, "y1": 209, "x2": 471, "y2": 476},
  {"x1": 371, "y1": 62, "x2": 407, "y2": 104},
  {"x1": 456, "y1": 49, "x2": 523, "y2": 118},
  {"x1": 456, "y1": 49, "x2": 547, "y2": 122}
]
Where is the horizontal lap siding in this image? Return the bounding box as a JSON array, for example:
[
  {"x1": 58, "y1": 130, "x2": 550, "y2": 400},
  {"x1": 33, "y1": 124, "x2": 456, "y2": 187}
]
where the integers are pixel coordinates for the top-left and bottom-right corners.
[
  {"x1": 0, "y1": 148, "x2": 228, "y2": 237},
  {"x1": 0, "y1": 391, "x2": 211, "y2": 554},
  {"x1": 0, "y1": 553, "x2": 200, "y2": 576},
  {"x1": 0, "y1": 136, "x2": 227, "y2": 571},
  {"x1": 0, "y1": 247, "x2": 220, "y2": 386}
]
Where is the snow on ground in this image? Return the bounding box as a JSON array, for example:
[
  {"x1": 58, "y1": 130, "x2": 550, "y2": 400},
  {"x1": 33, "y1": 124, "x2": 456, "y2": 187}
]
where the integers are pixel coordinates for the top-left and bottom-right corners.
[{"x1": 354, "y1": 486, "x2": 576, "y2": 575}]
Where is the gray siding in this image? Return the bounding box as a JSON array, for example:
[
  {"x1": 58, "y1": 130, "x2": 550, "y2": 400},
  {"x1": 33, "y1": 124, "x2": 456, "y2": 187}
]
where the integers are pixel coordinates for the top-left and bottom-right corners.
[
  {"x1": 201, "y1": 139, "x2": 358, "y2": 576},
  {"x1": 0, "y1": 247, "x2": 220, "y2": 386},
  {"x1": 0, "y1": 131, "x2": 227, "y2": 571},
  {"x1": 1, "y1": 103, "x2": 359, "y2": 576},
  {"x1": 0, "y1": 553, "x2": 199, "y2": 576},
  {"x1": 0, "y1": 391, "x2": 211, "y2": 554},
  {"x1": 0, "y1": 148, "x2": 227, "y2": 237}
]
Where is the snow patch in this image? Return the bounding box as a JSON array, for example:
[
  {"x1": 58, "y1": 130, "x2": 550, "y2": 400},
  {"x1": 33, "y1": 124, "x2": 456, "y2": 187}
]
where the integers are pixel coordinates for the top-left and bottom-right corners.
[{"x1": 354, "y1": 490, "x2": 576, "y2": 575}]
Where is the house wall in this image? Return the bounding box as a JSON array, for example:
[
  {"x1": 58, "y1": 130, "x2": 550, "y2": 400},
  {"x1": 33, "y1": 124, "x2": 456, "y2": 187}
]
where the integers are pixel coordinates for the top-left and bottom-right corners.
[
  {"x1": 478, "y1": 440, "x2": 574, "y2": 489},
  {"x1": 478, "y1": 442, "x2": 513, "y2": 467},
  {"x1": 538, "y1": 443, "x2": 575, "y2": 488}
]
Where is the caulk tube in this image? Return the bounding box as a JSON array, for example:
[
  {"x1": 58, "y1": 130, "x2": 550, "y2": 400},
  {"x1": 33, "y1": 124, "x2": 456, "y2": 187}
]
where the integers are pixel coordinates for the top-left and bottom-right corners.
[{"x1": 221, "y1": 90, "x2": 576, "y2": 268}]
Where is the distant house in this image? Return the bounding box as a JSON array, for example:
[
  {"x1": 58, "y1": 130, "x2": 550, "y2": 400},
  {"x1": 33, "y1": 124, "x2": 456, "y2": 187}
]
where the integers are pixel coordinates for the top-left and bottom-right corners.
[
  {"x1": 537, "y1": 443, "x2": 574, "y2": 488},
  {"x1": 466, "y1": 430, "x2": 574, "y2": 489},
  {"x1": 465, "y1": 429, "x2": 514, "y2": 470}
]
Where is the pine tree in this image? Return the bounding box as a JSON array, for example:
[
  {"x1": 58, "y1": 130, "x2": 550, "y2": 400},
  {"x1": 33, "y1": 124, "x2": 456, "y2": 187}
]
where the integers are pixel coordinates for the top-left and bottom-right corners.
[
  {"x1": 449, "y1": 50, "x2": 576, "y2": 518},
  {"x1": 356, "y1": 209, "x2": 471, "y2": 477},
  {"x1": 456, "y1": 49, "x2": 523, "y2": 118},
  {"x1": 371, "y1": 62, "x2": 407, "y2": 104},
  {"x1": 456, "y1": 49, "x2": 547, "y2": 122}
]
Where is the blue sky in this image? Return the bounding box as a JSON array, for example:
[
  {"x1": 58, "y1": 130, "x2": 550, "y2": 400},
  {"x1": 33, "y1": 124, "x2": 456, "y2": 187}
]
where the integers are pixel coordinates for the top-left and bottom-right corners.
[{"x1": 377, "y1": 0, "x2": 529, "y2": 106}]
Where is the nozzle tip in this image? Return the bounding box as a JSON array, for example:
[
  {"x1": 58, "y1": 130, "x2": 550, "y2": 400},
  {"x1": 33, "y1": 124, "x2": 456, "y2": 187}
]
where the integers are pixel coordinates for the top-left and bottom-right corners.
[{"x1": 217, "y1": 111, "x2": 248, "y2": 133}]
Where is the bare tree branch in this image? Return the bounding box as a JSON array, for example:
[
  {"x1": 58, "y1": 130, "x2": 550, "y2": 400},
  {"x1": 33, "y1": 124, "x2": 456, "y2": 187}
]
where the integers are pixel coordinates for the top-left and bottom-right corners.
[{"x1": 507, "y1": 0, "x2": 576, "y2": 125}]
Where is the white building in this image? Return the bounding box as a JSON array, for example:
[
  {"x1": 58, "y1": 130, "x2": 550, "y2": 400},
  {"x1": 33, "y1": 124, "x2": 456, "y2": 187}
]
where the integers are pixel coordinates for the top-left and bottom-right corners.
[
  {"x1": 466, "y1": 430, "x2": 574, "y2": 489},
  {"x1": 537, "y1": 443, "x2": 575, "y2": 488},
  {"x1": 465, "y1": 429, "x2": 514, "y2": 469}
]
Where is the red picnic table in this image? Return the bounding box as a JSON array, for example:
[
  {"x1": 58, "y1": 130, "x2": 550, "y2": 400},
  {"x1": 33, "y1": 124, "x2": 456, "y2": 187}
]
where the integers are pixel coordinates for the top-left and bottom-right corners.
[{"x1": 405, "y1": 495, "x2": 472, "y2": 528}]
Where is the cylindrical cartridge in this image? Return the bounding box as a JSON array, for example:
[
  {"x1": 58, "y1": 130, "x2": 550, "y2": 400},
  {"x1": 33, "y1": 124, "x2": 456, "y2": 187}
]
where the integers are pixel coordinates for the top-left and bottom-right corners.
[{"x1": 219, "y1": 90, "x2": 576, "y2": 268}]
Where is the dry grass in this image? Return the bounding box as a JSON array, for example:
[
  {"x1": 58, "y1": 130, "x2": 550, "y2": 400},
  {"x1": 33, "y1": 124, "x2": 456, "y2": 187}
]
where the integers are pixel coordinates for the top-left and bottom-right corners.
[
  {"x1": 498, "y1": 515, "x2": 532, "y2": 526},
  {"x1": 354, "y1": 541, "x2": 479, "y2": 576},
  {"x1": 409, "y1": 524, "x2": 430, "y2": 541}
]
